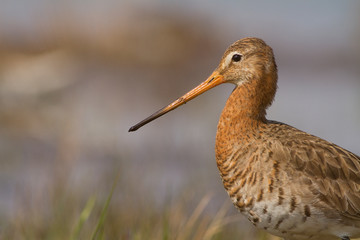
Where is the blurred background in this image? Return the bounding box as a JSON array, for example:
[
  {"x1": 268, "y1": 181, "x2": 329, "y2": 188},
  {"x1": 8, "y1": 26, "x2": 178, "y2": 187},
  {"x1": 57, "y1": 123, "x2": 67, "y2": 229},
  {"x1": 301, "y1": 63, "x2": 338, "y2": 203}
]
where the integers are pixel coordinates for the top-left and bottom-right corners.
[{"x1": 0, "y1": 0, "x2": 359, "y2": 239}]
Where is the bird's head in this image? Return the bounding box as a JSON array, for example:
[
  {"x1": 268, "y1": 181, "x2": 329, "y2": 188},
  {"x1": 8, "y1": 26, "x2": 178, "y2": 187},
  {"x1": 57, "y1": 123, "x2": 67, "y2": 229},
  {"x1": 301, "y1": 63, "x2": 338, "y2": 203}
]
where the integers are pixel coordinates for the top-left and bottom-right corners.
[{"x1": 217, "y1": 37, "x2": 277, "y2": 86}]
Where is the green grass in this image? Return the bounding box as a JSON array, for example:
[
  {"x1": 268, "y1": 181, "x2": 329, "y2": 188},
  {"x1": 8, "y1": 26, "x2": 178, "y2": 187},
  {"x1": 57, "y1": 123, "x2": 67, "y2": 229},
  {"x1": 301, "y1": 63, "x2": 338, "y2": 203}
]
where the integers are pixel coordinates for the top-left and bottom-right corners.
[
  {"x1": 1, "y1": 169, "x2": 279, "y2": 240},
  {"x1": 70, "y1": 196, "x2": 96, "y2": 240},
  {"x1": 91, "y1": 172, "x2": 119, "y2": 240}
]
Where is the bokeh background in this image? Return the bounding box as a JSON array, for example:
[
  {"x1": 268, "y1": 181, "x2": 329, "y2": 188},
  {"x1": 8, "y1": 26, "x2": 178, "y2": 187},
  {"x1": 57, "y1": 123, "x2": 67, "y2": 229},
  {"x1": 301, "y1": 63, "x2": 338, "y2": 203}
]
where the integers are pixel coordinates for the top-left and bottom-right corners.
[{"x1": 1, "y1": 0, "x2": 360, "y2": 239}]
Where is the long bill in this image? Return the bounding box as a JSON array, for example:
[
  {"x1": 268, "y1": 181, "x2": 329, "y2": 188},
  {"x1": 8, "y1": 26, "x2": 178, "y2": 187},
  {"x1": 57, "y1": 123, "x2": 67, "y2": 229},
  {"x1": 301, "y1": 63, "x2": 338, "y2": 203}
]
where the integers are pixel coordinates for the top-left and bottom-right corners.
[{"x1": 129, "y1": 71, "x2": 225, "y2": 132}]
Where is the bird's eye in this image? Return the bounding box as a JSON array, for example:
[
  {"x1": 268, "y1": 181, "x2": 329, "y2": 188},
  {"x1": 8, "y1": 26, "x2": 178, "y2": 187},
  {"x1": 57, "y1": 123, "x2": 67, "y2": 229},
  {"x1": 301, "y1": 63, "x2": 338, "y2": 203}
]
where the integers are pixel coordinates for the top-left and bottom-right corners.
[{"x1": 232, "y1": 54, "x2": 242, "y2": 62}]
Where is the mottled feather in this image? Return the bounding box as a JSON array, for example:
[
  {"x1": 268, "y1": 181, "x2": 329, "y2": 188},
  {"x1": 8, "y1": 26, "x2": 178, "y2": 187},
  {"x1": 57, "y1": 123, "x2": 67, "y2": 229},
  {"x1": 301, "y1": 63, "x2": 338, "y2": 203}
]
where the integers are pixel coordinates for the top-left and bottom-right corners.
[{"x1": 266, "y1": 121, "x2": 360, "y2": 222}]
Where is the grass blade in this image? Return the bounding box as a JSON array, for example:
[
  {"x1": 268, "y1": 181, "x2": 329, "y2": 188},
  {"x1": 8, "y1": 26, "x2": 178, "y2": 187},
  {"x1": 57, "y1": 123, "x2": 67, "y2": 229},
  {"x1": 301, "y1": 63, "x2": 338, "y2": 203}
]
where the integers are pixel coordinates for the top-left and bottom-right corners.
[
  {"x1": 91, "y1": 173, "x2": 120, "y2": 240},
  {"x1": 70, "y1": 196, "x2": 96, "y2": 240}
]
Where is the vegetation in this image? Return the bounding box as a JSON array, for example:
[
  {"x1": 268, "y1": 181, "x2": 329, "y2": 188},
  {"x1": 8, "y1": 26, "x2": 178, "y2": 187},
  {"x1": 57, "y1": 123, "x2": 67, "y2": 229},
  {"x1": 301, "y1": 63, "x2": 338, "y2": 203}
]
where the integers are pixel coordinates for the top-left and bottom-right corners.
[{"x1": 1, "y1": 169, "x2": 281, "y2": 240}]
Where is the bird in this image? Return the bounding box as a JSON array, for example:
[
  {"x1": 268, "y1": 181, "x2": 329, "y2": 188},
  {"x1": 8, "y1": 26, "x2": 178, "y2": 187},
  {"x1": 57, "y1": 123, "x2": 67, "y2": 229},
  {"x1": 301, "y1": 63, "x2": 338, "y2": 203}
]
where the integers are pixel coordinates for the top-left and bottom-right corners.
[{"x1": 129, "y1": 37, "x2": 360, "y2": 240}]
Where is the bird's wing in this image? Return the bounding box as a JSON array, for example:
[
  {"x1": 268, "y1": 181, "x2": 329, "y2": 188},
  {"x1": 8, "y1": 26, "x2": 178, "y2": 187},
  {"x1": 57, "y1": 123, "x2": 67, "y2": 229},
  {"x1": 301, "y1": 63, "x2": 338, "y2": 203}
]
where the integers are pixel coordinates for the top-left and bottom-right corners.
[{"x1": 275, "y1": 124, "x2": 360, "y2": 220}]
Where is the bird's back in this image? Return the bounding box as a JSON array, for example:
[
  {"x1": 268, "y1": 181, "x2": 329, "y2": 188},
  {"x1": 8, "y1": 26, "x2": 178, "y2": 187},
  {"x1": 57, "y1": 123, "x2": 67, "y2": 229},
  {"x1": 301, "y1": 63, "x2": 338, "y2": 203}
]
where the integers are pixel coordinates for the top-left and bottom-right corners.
[{"x1": 216, "y1": 120, "x2": 360, "y2": 240}]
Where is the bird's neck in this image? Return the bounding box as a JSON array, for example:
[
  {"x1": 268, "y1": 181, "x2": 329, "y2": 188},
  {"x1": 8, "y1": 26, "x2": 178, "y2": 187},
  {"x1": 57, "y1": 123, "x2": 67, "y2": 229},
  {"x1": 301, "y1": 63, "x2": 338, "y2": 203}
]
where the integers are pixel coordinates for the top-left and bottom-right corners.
[{"x1": 215, "y1": 80, "x2": 272, "y2": 162}]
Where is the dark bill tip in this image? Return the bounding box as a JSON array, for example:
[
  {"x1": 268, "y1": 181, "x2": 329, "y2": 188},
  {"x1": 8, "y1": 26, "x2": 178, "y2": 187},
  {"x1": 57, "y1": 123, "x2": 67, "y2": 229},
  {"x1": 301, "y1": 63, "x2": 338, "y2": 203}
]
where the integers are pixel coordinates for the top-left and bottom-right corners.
[
  {"x1": 128, "y1": 126, "x2": 137, "y2": 132},
  {"x1": 128, "y1": 108, "x2": 168, "y2": 132}
]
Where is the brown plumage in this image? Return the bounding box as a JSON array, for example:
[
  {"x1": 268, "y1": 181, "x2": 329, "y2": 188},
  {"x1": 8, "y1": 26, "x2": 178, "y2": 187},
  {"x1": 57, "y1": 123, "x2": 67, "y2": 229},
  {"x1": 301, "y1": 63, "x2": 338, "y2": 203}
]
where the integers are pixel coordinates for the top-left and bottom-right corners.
[{"x1": 129, "y1": 37, "x2": 360, "y2": 240}]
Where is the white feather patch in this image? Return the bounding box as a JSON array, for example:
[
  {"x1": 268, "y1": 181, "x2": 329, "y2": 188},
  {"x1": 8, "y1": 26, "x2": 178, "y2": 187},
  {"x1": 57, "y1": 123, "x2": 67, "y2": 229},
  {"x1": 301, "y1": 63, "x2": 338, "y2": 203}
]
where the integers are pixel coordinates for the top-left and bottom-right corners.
[{"x1": 221, "y1": 51, "x2": 241, "y2": 70}]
